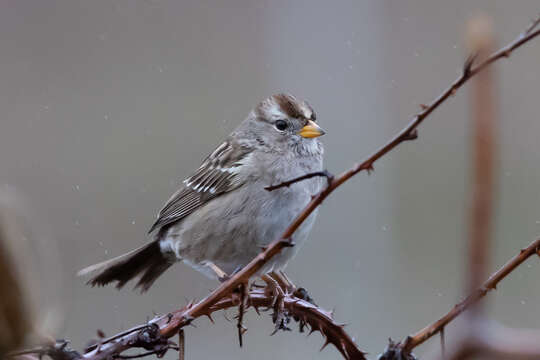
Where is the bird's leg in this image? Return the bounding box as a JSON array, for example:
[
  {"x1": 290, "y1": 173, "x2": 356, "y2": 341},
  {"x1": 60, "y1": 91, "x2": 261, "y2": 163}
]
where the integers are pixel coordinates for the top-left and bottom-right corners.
[
  {"x1": 271, "y1": 270, "x2": 317, "y2": 306},
  {"x1": 269, "y1": 270, "x2": 296, "y2": 294},
  {"x1": 204, "y1": 261, "x2": 230, "y2": 282},
  {"x1": 261, "y1": 274, "x2": 284, "y2": 307},
  {"x1": 261, "y1": 274, "x2": 290, "y2": 334}
]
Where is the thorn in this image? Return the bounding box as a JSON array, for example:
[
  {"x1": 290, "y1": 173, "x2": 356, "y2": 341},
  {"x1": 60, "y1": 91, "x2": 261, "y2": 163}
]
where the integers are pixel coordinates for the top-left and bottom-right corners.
[
  {"x1": 401, "y1": 336, "x2": 412, "y2": 347},
  {"x1": 253, "y1": 305, "x2": 261, "y2": 316},
  {"x1": 96, "y1": 330, "x2": 106, "y2": 338},
  {"x1": 320, "y1": 339, "x2": 331, "y2": 352},
  {"x1": 205, "y1": 313, "x2": 215, "y2": 324},
  {"x1": 182, "y1": 314, "x2": 194, "y2": 325},
  {"x1": 329, "y1": 307, "x2": 335, "y2": 319},
  {"x1": 280, "y1": 239, "x2": 295, "y2": 247},
  {"x1": 340, "y1": 340, "x2": 350, "y2": 359},
  {"x1": 404, "y1": 129, "x2": 418, "y2": 141},
  {"x1": 366, "y1": 164, "x2": 374, "y2": 174},
  {"x1": 419, "y1": 104, "x2": 429, "y2": 110},
  {"x1": 463, "y1": 53, "x2": 477, "y2": 77}
]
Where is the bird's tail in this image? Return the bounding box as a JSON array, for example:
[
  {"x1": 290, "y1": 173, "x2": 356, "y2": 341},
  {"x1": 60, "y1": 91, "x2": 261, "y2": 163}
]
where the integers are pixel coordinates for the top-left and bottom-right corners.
[{"x1": 77, "y1": 241, "x2": 173, "y2": 292}]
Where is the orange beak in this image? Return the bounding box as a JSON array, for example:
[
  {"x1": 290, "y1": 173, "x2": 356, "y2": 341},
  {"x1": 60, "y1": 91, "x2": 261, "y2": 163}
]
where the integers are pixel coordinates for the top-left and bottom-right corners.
[{"x1": 298, "y1": 120, "x2": 325, "y2": 138}]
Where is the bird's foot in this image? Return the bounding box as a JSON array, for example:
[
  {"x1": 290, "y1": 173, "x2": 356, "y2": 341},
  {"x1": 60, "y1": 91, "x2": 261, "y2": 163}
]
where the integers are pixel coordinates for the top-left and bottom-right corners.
[
  {"x1": 204, "y1": 261, "x2": 230, "y2": 282},
  {"x1": 293, "y1": 287, "x2": 317, "y2": 306},
  {"x1": 268, "y1": 270, "x2": 296, "y2": 294},
  {"x1": 261, "y1": 274, "x2": 291, "y2": 334},
  {"x1": 269, "y1": 271, "x2": 317, "y2": 306},
  {"x1": 217, "y1": 265, "x2": 244, "y2": 283}
]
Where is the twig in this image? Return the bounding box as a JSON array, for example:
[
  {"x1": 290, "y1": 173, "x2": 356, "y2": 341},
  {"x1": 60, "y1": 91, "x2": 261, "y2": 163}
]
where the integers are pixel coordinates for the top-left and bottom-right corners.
[
  {"x1": 466, "y1": 14, "x2": 495, "y2": 301},
  {"x1": 237, "y1": 283, "x2": 246, "y2": 347},
  {"x1": 399, "y1": 237, "x2": 540, "y2": 353},
  {"x1": 178, "y1": 330, "x2": 184, "y2": 360},
  {"x1": 447, "y1": 17, "x2": 497, "y2": 360},
  {"x1": 85, "y1": 325, "x2": 149, "y2": 352},
  {"x1": 440, "y1": 327, "x2": 445, "y2": 359},
  {"x1": 265, "y1": 170, "x2": 334, "y2": 191},
  {"x1": 8, "y1": 340, "x2": 81, "y2": 360},
  {"x1": 446, "y1": 323, "x2": 540, "y2": 360},
  {"x1": 113, "y1": 350, "x2": 168, "y2": 359}
]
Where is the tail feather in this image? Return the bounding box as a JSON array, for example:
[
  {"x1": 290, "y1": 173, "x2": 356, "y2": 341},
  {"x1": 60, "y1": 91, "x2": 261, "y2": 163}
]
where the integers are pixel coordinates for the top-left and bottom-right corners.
[{"x1": 78, "y1": 241, "x2": 173, "y2": 292}]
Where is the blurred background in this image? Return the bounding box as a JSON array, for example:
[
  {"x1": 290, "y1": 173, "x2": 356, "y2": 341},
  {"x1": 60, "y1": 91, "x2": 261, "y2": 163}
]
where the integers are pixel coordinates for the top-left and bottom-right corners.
[{"x1": 1, "y1": 0, "x2": 540, "y2": 359}]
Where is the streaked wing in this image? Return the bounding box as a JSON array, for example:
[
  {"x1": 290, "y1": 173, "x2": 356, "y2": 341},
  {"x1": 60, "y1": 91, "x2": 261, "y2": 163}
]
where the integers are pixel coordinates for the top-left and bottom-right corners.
[{"x1": 148, "y1": 140, "x2": 251, "y2": 233}]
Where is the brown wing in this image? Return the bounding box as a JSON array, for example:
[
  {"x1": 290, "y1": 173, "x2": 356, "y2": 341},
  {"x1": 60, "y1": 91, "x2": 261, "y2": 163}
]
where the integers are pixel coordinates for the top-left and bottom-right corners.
[{"x1": 148, "y1": 140, "x2": 251, "y2": 233}]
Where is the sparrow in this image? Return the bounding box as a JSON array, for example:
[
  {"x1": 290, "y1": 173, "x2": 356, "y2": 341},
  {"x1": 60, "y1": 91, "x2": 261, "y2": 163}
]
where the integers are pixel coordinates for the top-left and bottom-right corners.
[{"x1": 78, "y1": 94, "x2": 325, "y2": 292}]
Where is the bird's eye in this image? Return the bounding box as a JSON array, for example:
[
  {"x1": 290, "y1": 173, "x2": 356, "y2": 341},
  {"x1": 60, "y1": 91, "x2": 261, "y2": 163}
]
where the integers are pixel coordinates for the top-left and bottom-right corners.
[{"x1": 275, "y1": 120, "x2": 288, "y2": 131}]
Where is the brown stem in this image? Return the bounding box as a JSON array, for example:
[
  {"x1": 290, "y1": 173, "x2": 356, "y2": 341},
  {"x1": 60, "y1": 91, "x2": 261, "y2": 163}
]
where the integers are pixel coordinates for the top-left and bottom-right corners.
[
  {"x1": 466, "y1": 14, "x2": 496, "y2": 320},
  {"x1": 178, "y1": 330, "x2": 184, "y2": 360},
  {"x1": 82, "y1": 287, "x2": 365, "y2": 360},
  {"x1": 447, "y1": 324, "x2": 540, "y2": 360},
  {"x1": 400, "y1": 237, "x2": 540, "y2": 353}
]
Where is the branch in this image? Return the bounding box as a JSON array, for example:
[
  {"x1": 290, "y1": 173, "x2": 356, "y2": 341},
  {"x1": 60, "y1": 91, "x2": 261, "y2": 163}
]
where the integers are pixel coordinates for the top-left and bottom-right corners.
[
  {"x1": 79, "y1": 287, "x2": 365, "y2": 360},
  {"x1": 398, "y1": 15, "x2": 540, "y2": 355},
  {"x1": 399, "y1": 237, "x2": 540, "y2": 354},
  {"x1": 265, "y1": 15, "x2": 540, "y2": 192},
  {"x1": 447, "y1": 323, "x2": 540, "y2": 360},
  {"x1": 7, "y1": 340, "x2": 81, "y2": 360}
]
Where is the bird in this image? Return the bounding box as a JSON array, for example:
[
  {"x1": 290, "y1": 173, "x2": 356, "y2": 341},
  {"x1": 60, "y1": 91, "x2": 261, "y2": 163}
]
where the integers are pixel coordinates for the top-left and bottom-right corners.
[{"x1": 78, "y1": 93, "x2": 325, "y2": 292}]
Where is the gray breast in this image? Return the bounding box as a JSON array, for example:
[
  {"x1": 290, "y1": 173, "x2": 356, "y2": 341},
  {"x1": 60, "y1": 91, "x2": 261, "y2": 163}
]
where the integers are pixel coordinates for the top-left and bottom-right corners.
[{"x1": 162, "y1": 143, "x2": 324, "y2": 278}]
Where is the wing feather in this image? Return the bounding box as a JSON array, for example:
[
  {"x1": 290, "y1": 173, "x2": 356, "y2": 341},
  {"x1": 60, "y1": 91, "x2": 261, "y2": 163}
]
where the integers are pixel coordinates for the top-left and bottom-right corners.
[{"x1": 148, "y1": 140, "x2": 251, "y2": 233}]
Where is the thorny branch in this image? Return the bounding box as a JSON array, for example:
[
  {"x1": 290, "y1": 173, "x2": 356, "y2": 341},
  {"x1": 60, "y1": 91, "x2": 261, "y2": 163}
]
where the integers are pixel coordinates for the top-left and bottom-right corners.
[
  {"x1": 12, "y1": 286, "x2": 364, "y2": 360},
  {"x1": 8, "y1": 14, "x2": 540, "y2": 360}
]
